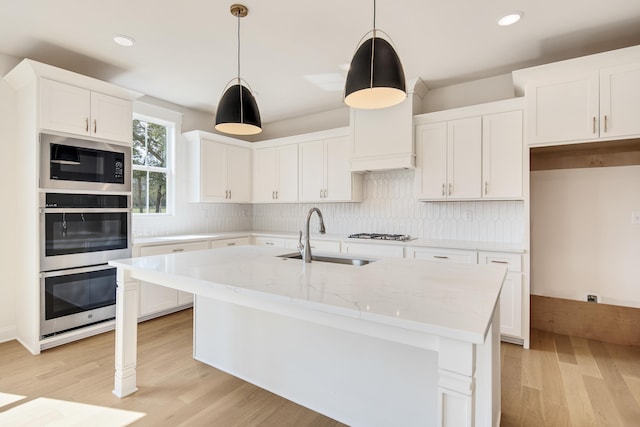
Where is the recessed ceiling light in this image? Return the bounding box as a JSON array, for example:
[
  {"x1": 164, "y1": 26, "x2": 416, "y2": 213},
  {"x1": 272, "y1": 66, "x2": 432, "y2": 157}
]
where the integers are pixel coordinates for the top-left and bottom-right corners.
[
  {"x1": 497, "y1": 11, "x2": 523, "y2": 27},
  {"x1": 113, "y1": 35, "x2": 135, "y2": 47}
]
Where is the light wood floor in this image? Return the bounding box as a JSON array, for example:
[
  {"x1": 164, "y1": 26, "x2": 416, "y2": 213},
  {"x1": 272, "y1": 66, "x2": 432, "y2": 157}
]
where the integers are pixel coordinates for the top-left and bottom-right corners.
[{"x1": 1, "y1": 310, "x2": 639, "y2": 426}]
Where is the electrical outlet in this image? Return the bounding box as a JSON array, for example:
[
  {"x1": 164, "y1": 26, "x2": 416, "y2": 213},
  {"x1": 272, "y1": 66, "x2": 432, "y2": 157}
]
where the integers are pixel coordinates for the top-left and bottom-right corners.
[
  {"x1": 632, "y1": 211, "x2": 640, "y2": 224},
  {"x1": 586, "y1": 294, "x2": 598, "y2": 303}
]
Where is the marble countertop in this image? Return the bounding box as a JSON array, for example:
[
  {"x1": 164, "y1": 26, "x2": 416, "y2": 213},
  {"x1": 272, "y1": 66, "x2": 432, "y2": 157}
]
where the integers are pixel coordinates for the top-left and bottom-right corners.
[
  {"x1": 134, "y1": 231, "x2": 525, "y2": 253},
  {"x1": 110, "y1": 245, "x2": 506, "y2": 344}
]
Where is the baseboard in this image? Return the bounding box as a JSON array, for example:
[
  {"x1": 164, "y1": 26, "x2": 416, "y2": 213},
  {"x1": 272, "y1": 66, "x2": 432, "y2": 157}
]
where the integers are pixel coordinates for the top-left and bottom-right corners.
[{"x1": 531, "y1": 295, "x2": 640, "y2": 346}]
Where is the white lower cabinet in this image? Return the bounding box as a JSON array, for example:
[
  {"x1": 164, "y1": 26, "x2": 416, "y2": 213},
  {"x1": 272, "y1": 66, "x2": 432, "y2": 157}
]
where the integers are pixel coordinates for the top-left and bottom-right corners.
[
  {"x1": 138, "y1": 240, "x2": 209, "y2": 318},
  {"x1": 341, "y1": 242, "x2": 404, "y2": 258},
  {"x1": 252, "y1": 236, "x2": 289, "y2": 248},
  {"x1": 478, "y1": 251, "x2": 524, "y2": 340},
  {"x1": 285, "y1": 238, "x2": 341, "y2": 254},
  {"x1": 210, "y1": 237, "x2": 250, "y2": 248}
]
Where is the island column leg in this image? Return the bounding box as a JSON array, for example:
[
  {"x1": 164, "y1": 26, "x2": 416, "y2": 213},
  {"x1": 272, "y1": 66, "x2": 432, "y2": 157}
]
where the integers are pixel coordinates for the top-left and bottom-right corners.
[
  {"x1": 112, "y1": 268, "x2": 139, "y2": 398},
  {"x1": 437, "y1": 338, "x2": 476, "y2": 427}
]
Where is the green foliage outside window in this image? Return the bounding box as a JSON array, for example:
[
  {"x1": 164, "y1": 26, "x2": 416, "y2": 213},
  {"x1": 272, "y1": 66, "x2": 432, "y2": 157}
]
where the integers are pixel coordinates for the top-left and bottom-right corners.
[{"x1": 132, "y1": 119, "x2": 169, "y2": 214}]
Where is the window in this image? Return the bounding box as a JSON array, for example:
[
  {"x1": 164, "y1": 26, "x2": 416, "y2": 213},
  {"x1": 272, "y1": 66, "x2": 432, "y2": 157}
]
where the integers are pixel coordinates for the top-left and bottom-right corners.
[{"x1": 132, "y1": 116, "x2": 173, "y2": 214}]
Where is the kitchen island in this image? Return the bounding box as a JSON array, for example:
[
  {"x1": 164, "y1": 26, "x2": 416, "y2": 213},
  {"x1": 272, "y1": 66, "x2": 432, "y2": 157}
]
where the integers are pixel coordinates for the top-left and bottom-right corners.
[{"x1": 109, "y1": 245, "x2": 506, "y2": 427}]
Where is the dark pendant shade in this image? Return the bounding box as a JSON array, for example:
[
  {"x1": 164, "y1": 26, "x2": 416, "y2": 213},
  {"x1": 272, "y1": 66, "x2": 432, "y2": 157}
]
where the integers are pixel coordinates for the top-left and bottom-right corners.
[
  {"x1": 344, "y1": 36, "x2": 407, "y2": 109},
  {"x1": 215, "y1": 83, "x2": 262, "y2": 135}
]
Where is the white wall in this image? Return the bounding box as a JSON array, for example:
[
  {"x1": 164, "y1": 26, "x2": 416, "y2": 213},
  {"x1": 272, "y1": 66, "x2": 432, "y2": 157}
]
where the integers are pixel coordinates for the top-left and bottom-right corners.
[
  {"x1": 531, "y1": 166, "x2": 640, "y2": 308},
  {"x1": 0, "y1": 52, "x2": 21, "y2": 342},
  {"x1": 422, "y1": 74, "x2": 515, "y2": 113}
]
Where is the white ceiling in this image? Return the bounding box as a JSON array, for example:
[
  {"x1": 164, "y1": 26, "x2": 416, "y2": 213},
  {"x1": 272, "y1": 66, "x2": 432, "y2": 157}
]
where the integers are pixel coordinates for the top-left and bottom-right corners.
[{"x1": 1, "y1": 0, "x2": 640, "y2": 124}]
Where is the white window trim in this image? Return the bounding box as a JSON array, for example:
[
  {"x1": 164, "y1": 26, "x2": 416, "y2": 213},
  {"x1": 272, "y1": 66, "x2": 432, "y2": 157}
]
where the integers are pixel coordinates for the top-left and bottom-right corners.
[{"x1": 132, "y1": 101, "x2": 183, "y2": 217}]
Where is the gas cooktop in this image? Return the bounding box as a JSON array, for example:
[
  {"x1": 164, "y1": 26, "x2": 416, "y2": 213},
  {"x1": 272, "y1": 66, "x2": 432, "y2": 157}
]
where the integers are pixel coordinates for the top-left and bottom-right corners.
[{"x1": 347, "y1": 233, "x2": 414, "y2": 242}]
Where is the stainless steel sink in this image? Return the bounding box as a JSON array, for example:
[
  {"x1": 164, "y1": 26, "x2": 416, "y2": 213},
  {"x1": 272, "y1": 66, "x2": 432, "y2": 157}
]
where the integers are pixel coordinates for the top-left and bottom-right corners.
[{"x1": 278, "y1": 253, "x2": 374, "y2": 266}]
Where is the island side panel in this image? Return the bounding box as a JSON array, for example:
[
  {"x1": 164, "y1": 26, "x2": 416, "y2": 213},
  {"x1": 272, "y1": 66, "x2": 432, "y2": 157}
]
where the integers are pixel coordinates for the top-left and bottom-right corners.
[
  {"x1": 113, "y1": 268, "x2": 139, "y2": 398},
  {"x1": 193, "y1": 295, "x2": 440, "y2": 427}
]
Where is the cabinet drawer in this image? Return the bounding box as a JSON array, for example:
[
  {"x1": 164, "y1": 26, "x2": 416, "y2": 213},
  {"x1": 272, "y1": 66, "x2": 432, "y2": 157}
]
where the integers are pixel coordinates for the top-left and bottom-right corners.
[
  {"x1": 478, "y1": 251, "x2": 522, "y2": 272},
  {"x1": 406, "y1": 247, "x2": 477, "y2": 264},
  {"x1": 341, "y1": 242, "x2": 404, "y2": 258},
  {"x1": 285, "y1": 238, "x2": 341, "y2": 254},
  {"x1": 210, "y1": 237, "x2": 250, "y2": 248},
  {"x1": 140, "y1": 240, "x2": 210, "y2": 256},
  {"x1": 253, "y1": 236, "x2": 287, "y2": 248}
]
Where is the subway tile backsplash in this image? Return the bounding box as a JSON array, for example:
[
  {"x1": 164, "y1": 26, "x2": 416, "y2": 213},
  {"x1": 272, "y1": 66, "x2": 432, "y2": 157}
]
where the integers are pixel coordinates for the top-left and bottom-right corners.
[
  {"x1": 134, "y1": 170, "x2": 524, "y2": 244},
  {"x1": 254, "y1": 170, "x2": 524, "y2": 243}
]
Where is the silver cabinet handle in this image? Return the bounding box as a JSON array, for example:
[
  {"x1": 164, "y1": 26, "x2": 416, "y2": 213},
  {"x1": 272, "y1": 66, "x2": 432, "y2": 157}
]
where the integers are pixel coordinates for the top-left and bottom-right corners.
[
  {"x1": 441, "y1": 183, "x2": 445, "y2": 196},
  {"x1": 593, "y1": 116, "x2": 596, "y2": 134},
  {"x1": 275, "y1": 190, "x2": 278, "y2": 199},
  {"x1": 227, "y1": 242, "x2": 236, "y2": 246},
  {"x1": 434, "y1": 255, "x2": 449, "y2": 259},
  {"x1": 320, "y1": 189, "x2": 323, "y2": 198},
  {"x1": 93, "y1": 119, "x2": 97, "y2": 134},
  {"x1": 85, "y1": 118, "x2": 89, "y2": 132},
  {"x1": 172, "y1": 248, "x2": 185, "y2": 252},
  {"x1": 604, "y1": 115, "x2": 608, "y2": 133},
  {"x1": 490, "y1": 260, "x2": 509, "y2": 264},
  {"x1": 265, "y1": 242, "x2": 274, "y2": 246},
  {"x1": 228, "y1": 190, "x2": 231, "y2": 199},
  {"x1": 448, "y1": 183, "x2": 452, "y2": 196},
  {"x1": 485, "y1": 181, "x2": 488, "y2": 195},
  {"x1": 272, "y1": 191, "x2": 275, "y2": 200}
]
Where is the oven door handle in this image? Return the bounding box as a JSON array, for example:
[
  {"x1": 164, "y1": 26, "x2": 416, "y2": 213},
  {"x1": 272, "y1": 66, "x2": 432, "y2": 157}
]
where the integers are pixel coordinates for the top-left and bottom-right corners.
[
  {"x1": 40, "y1": 263, "x2": 116, "y2": 278},
  {"x1": 40, "y1": 208, "x2": 131, "y2": 214}
]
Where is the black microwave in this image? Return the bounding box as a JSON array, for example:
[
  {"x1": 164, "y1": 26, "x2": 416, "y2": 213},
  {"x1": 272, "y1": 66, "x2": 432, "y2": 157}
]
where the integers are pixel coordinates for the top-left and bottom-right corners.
[{"x1": 40, "y1": 133, "x2": 131, "y2": 192}]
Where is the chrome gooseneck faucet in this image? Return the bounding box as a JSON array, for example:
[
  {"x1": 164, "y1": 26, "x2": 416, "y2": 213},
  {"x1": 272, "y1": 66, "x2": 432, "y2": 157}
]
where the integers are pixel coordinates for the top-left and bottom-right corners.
[{"x1": 298, "y1": 207, "x2": 326, "y2": 263}]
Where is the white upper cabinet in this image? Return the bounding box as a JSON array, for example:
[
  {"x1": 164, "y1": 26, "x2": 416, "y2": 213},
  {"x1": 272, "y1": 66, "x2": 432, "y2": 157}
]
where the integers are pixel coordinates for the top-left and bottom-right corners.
[
  {"x1": 415, "y1": 99, "x2": 524, "y2": 201},
  {"x1": 253, "y1": 144, "x2": 298, "y2": 203},
  {"x1": 513, "y1": 45, "x2": 640, "y2": 146},
  {"x1": 415, "y1": 117, "x2": 481, "y2": 200},
  {"x1": 40, "y1": 78, "x2": 133, "y2": 143},
  {"x1": 599, "y1": 63, "x2": 640, "y2": 139},
  {"x1": 299, "y1": 135, "x2": 362, "y2": 202},
  {"x1": 482, "y1": 110, "x2": 523, "y2": 198},
  {"x1": 185, "y1": 131, "x2": 252, "y2": 203}
]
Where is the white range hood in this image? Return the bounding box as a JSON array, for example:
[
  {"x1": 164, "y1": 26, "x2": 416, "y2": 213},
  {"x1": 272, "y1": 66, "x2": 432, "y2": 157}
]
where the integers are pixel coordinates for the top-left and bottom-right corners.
[{"x1": 349, "y1": 77, "x2": 428, "y2": 172}]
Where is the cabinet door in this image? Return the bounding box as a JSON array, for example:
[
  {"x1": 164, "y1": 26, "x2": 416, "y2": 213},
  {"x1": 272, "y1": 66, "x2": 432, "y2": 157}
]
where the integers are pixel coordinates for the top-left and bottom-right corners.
[
  {"x1": 200, "y1": 140, "x2": 228, "y2": 202},
  {"x1": 600, "y1": 63, "x2": 640, "y2": 139},
  {"x1": 325, "y1": 136, "x2": 352, "y2": 201},
  {"x1": 448, "y1": 117, "x2": 481, "y2": 199},
  {"x1": 482, "y1": 111, "x2": 523, "y2": 198},
  {"x1": 277, "y1": 144, "x2": 299, "y2": 202},
  {"x1": 527, "y1": 73, "x2": 599, "y2": 145},
  {"x1": 415, "y1": 123, "x2": 448, "y2": 199},
  {"x1": 253, "y1": 148, "x2": 278, "y2": 202},
  {"x1": 299, "y1": 140, "x2": 325, "y2": 201},
  {"x1": 40, "y1": 78, "x2": 91, "y2": 136},
  {"x1": 499, "y1": 273, "x2": 523, "y2": 338},
  {"x1": 89, "y1": 92, "x2": 133, "y2": 143},
  {"x1": 227, "y1": 145, "x2": 252, "y2": 202}
]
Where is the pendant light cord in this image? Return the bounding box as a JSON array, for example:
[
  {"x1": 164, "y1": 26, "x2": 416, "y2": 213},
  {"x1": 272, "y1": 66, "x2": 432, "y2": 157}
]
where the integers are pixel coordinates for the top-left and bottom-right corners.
[
  {"x1": 370, "y1": 0, "x2": 376, "y2": 89},
  {"x1": 236, "y1": 12, "x2": 241, "y2": 85},
  {"x1": 373, "y1": 0, "x2": 376, "y2": 31}
]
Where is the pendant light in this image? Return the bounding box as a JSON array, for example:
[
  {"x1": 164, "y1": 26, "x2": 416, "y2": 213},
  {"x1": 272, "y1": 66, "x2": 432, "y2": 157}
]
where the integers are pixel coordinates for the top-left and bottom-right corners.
[
  {"x1": 344, "y1": 0, "x2": 407, "y2": 109},
  {"x1": 215, "y1": 4, "x2": 262, "y2": 135}
]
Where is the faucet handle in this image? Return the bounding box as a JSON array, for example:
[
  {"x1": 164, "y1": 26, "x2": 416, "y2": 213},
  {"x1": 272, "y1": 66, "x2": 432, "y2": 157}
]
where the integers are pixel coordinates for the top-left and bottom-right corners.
[{"x1": 297, "y1": 230, "x2": 304, "y2": 253}]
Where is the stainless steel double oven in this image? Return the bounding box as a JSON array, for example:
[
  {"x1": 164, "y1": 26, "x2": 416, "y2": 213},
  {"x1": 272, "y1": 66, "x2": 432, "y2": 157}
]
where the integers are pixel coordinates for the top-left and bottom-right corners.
[{"x1": 39, "y1": 133, "x2": 132, "y2": 338}]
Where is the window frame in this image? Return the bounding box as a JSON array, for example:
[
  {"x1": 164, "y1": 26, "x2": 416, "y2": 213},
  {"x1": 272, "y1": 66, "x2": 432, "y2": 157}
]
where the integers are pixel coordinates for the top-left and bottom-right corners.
[{"x1": 132, "y1": 112, "x2": 176, "y2": 216}]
